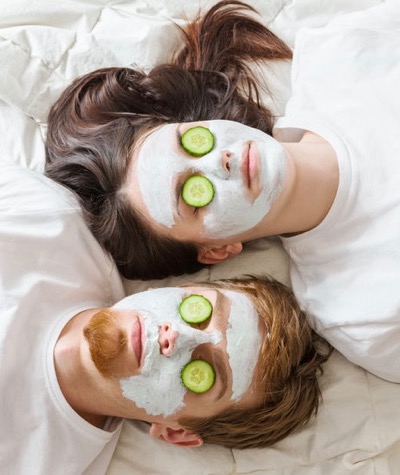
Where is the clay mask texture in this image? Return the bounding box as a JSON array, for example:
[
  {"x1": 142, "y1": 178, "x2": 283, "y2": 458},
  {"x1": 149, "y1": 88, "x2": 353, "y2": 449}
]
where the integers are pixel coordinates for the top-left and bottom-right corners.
[
  {"x1": 113, "y1": 287, "x2": 261, "y2": 416},
  {"x1": 136, "y1": 120, "x2": 286, "y2": 238}
]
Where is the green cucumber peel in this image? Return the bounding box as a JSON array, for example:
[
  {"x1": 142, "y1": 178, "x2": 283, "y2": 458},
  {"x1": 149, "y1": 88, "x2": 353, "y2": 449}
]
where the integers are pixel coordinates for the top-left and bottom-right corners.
[
  {"x1": 181, "y1": 126, "x2": 215, "y2": 157},
  {"x1": 181, "y1": 359, "x2": 216, "y2": 393},
  {"x1": 179, "y1": 294, "x2": 213, "y2": 324},
  {"x1": 181, "y1": 175, "x2": 215, "y2": 208}
]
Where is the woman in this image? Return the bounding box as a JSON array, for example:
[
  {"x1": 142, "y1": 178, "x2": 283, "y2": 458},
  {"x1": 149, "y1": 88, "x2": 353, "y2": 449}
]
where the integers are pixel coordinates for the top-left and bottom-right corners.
[
  {"x1": 45, "y1": 1, "x2": 400, "y2": 382},
  {"x1": 44, "y1": 0, "x2": 292, "y2": 279}
]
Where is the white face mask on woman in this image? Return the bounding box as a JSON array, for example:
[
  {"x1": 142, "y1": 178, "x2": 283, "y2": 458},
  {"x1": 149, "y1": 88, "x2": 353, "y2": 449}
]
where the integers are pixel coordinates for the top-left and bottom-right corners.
[{"x1": 135, "y1": 119, "x2": 287, "y2": 239}]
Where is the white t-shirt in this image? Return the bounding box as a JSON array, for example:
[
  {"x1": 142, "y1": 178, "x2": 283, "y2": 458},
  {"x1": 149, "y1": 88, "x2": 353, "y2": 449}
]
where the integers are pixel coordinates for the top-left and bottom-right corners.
[
  {"x1": 275, "y1": 2, "x2": 400, "y2": 383},
  {"x1": 0, "y1": 163, "x2": 126, "y2": 474}
]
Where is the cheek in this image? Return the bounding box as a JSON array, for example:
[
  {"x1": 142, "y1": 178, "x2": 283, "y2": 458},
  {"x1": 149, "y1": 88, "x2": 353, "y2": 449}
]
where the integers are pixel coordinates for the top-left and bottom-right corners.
[
  {"x1": 204, "y1": 181, "x2": 241, "y2": 216},
  {"x1": 201, "y1": 181, "x2": 254, "y2": 238},
  {"x1": 120, "y1": 358, "x2": 188, "y2": 417}
]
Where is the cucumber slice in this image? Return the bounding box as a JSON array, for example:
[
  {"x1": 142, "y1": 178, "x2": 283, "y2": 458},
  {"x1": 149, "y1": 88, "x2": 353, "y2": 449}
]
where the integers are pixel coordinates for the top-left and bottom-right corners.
[
  {"x1": 181, "y1": 176, "x2": 214, "y2": 208},
  {"x1": 181, "y1": 126, "x2": 215, "y2": 156},
  {"x1": 181, "y1": 360, "x2": 216, "y2": 393},
  {"x1": 179, "y1": 294, "x2": 213, "y2": 324}
]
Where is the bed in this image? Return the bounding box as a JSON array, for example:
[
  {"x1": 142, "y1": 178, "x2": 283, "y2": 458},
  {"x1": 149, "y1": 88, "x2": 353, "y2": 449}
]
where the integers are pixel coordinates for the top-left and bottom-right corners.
[{"x1": 1, "y1": 0, "x2": 400, "y2": 473}]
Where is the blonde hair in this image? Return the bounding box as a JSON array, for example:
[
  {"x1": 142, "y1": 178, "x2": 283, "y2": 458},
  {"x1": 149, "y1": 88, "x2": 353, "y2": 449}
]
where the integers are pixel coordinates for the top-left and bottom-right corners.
[{"x1": 179, "y1": 275, "x2": 332, "y2": 449}]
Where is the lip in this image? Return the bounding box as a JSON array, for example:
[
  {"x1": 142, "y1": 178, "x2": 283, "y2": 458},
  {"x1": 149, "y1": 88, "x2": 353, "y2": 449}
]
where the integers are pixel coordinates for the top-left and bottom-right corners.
[
  {"x1": 248, "y1": 142, "x2": 260, "y2": 187},
  {"x1": 130, "y1": 316, "x2": 143, "y2": 367},
  {"x1": 241, "y1": 141, "x2": 260, "y2": 190},
  {"x1": 240, "y1": 142, "x2": 251, "y2": 188}
]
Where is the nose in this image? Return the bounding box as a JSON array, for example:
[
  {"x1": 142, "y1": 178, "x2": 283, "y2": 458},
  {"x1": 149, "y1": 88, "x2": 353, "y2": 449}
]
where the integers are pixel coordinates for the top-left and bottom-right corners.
[
  {"x1": 221, "y1": 149, "x2": 231, "y2": 172},
  {"x1": 158, "y1": 322, "x2": 178, "y2": 357}
]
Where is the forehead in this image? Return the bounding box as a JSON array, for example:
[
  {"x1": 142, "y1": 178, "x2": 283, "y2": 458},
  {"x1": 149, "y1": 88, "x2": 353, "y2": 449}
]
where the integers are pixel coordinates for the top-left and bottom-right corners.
[
  {"x1": 140, "y1": 123, "x2": 177, "y2": 149},
  {"x1": 127, "y1": 123, "x2": 180, "y2": 229}
]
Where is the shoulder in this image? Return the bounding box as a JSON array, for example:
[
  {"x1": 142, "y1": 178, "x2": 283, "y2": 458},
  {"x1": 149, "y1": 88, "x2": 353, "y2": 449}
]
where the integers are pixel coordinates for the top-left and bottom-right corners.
[
  {"x1": 0, "y1": 162, "x2": 80, "y2": 215},
  {"x1": 322, "y1": 322, "x2": 400, "y2": 383},
  {"x1": 288, "y1": 256, "x2": 400, "y2": 382},
  {"x1": 0, "y1": 162, "x2": 91, "y2": 272},
  {"x1": 0, "y1": 163, "x2": 125, "y2": 310}
]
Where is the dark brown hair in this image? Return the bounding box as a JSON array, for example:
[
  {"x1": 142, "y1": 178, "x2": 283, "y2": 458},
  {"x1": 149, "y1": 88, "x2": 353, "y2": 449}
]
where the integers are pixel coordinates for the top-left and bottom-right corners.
[
  {"x1": 45, "y1": 1, "x2": 292, "y2": 280},
  {"x1": 179, "y1": 275, "x2": 332, "y2": 449}
]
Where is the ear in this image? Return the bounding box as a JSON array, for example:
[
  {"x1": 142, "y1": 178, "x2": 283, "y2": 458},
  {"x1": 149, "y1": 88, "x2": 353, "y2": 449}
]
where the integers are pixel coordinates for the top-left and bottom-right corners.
[
  {"x1": 149, "y1": 423, "x2": 203, "y2": 448},
  {"x1": 197, "y1": 242, "x2": 243, "y2": 265}
]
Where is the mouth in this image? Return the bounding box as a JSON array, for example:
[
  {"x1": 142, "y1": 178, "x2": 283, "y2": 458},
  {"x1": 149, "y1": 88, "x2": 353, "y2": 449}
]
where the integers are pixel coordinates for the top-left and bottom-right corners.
[
  {"x1": 241, "y1": 142, "x2": 259, "y2": 190},
  {"x1": 240, "y1": 142, "x2": 251, "y2": 188},
  {"x1": 131, "y1": 316, "x2": 143, "y2": 367}
]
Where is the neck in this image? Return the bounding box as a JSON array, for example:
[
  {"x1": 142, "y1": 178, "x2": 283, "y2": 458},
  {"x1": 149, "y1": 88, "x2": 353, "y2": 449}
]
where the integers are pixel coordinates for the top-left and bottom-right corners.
[
  {"x1": 54, "y1": 308, "x2": 109, "y2": 428},
  {"x1": 257, "y1": 132, "x2": 339, "y2": 237}
]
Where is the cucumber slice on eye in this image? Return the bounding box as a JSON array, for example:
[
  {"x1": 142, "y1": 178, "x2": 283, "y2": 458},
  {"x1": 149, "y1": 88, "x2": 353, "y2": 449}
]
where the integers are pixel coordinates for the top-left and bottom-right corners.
[
  {"x1": 181, "y1": 176, "x2": 214, "y2": 208},
  {"x1": 181, "y1": 360, "x2": 216, "y2": 393},
  {"x1": 179, "y1": 294, "x2": 213, "y2": 324},
  {"x1": 181, "y1": 126, "x2": 215, "y2": 156}
]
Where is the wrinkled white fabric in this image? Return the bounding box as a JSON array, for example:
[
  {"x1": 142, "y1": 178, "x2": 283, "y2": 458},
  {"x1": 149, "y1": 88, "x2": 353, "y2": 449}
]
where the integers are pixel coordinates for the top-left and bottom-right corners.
[
  {"x1": 277, "y1": 2, "x2": 400, "y2": 382},
  {"x1": 2, "y1": 1, "x2": 400, "y2": 474},
  {"x1": 0, "y1": 162, "x2": 125, "y2": 475}
]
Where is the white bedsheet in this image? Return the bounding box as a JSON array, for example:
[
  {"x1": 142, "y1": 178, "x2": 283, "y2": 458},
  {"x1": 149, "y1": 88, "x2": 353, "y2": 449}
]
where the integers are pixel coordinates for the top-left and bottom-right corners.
[{"x1": 1, "y1": 1, "x2": 399, "y2": 474}]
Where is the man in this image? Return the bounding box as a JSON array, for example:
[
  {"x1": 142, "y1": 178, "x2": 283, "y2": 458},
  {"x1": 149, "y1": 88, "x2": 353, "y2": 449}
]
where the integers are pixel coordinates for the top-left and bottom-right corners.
[{"x1": 0, "y1": 162, "x2": 328, "y2": 474}]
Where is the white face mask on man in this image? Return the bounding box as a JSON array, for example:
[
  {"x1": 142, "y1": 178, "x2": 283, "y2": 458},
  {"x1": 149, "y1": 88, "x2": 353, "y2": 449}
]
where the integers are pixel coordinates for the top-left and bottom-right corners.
[
  {"x1": 112, "y1": 287, "x2": 262, "y2": 417},
  {"x1": 135, "y1": 119, "x2": 287, "y2": 239}
]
